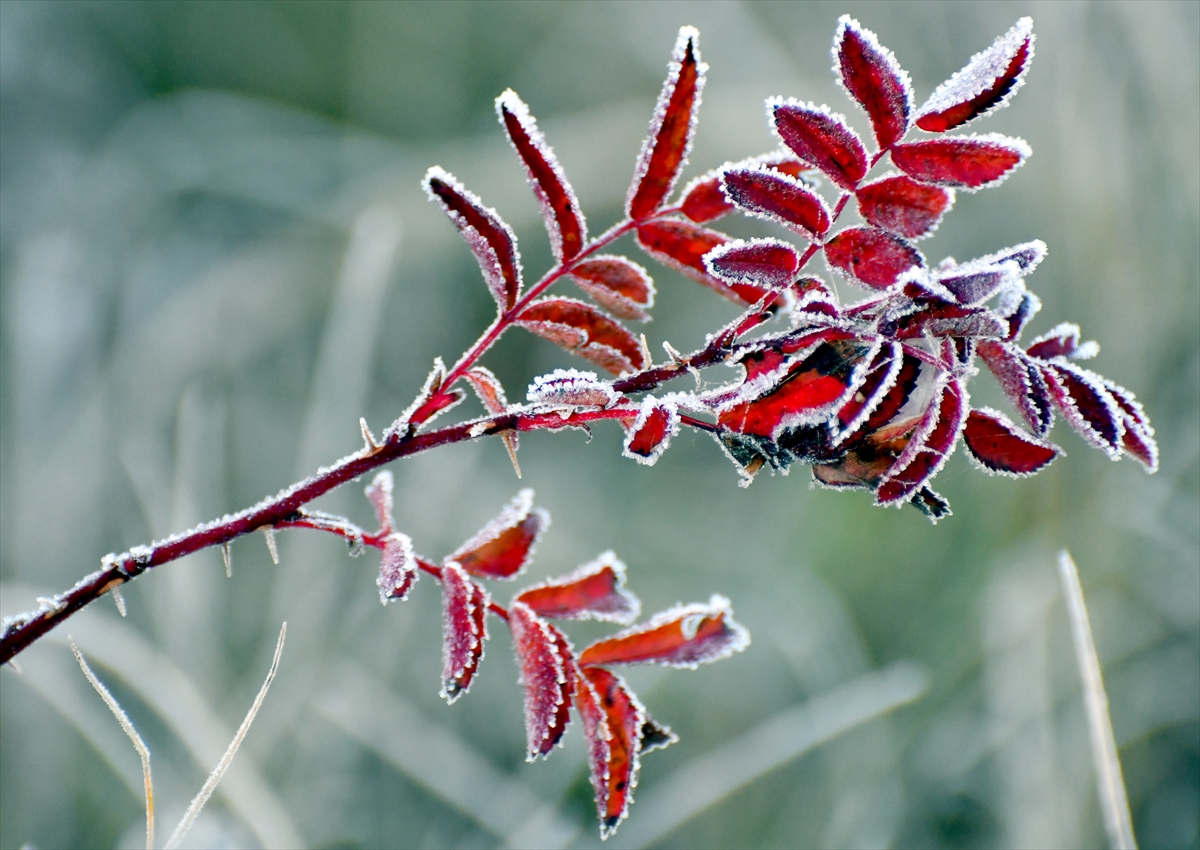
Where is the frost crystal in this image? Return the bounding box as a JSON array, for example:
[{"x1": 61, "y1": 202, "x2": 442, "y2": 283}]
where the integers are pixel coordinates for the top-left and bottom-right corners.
[{"x1": 527, "y1": 369, "x2": 618, "y2": 409}]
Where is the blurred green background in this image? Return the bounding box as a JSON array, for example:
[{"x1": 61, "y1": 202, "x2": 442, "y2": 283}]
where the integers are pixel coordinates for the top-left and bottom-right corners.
[{"x1": 1, "y1": 2, "x2": 1196, "y2": 848}]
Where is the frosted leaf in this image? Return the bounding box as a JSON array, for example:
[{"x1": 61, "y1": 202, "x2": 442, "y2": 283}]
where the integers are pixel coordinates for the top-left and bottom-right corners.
[
  {"x1": 577, "y1": 666, "x2": 647, "y2": 839},
  {"x1": 680, "y1": 152, "x2": 815, "y2": 223},
  {"x1": 424, "y1": 166, "x2": 523, "y2": 310},
  {"x1": 962, "y1": 407, "x2": 1060, "y2": 477},
  {"x1": 497, "y1": 89, "x2": 588, "y2": 262},
  {"x1": 365, "y1": 470, "x2": 395, "y2": 532},
  {"x1": 527, "y1": 369, "x2": 618, "y2": 409},
  {"x1": 834, "y1": 16, "x2": 914, "y2": 150},
  {"x1": 1026, "y1": 322, "x2": 1100, "y2": 361},
  {"x1": 899, "y1": 303, "x2": 1008, "y2": 339},
  {"x1": 770, "y1": 98, "x2": 869, "y2": 190},
  {"x1": 1041, "y1": 362, "x2": 1124, "y2": 459},
  {"x1": 509, "y1": 602, "x2": 573, "y2": 759},
  {"x1": 1100, "y1": 378, "x2": 1158, "y2": 473},
  {"x1": 719, "y1": 166, "x2": 831, "y2": 239},
  {"x1": 833, "y1": 342, "x2": 904, "y2": 445},
  {"x1": 635, "y1": 219, "x2": 774, "y2": 307},
  {"x1": 891, "y1": 134, "x2": 1031, "y2": 191},
  {"x1": 977, "y1": 340, "x2": 1053, "y2": 434},
  {"x1": 876, "y1": 375, "x2": 968, "y2": 508},
  {"x1": 440, "y1": 562, "x2": 488, "y2": 702},
  {"x1": 916, "y1": 18, "x2": 1034, "y2": 132},
  {"x1": 704, "y1": 238, "x2": 802, "y2": 291},
  {"x1": 378, "y1": 531, "x2": 419, "y2": 603},
  {"x1": 384, "y1": 358, "x2": 465, "y2": 439},
  {"x1": 515, "y1": 550, "x2": 641, "y2": 624},
  {"x1": 975, "y1": 240, "x2": 1047, "y2": 275},
  {"x1": 627, "y1": 27, "x2": 707, "y2": 221},
  {"x1": 569, "y1": 255, "x2": 656, "y2": 322},
  {"x1": 445, "y1": 489, "x2": 549, "y2": 580},
  {"x1": 579, "y1": 594, "x2": 751, "y2": 669},
  {"x1": 517, "y1": 297, "x2": 648, "y2": 375},
  {"x1": 825, "y1": 226, "x2": 924, "y2": 290},
  {"x1": 856, "y1": 174, "x2": 954, "y2": 240},
  {"x1": 718, "y1": 339, "x2": 882, "y2": 440},
  {"x1": 622, "y1": 396, "x2": 681, "y2": 466},
  {"x1": 935, "y1": 261, "x2": 1020, "y2": 306}
]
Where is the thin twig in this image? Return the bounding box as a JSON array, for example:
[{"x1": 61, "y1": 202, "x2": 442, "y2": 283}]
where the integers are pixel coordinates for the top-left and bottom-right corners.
[
  {"x1": 1058, "y1": 550, "x2": 1137, "y2": 850},
  {"x1": 70, "y1": 637, "x2": 154, "y2": 850},
  {"x1": 164, "y1": 622, "x2": 287, "y2": 850}
]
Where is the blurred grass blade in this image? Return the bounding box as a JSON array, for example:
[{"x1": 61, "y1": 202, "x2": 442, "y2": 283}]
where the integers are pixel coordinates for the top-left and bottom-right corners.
[
  {"x1": 314, "y1": 662, "x2": 578, "y2": 846},
  {"x1": 70, "y1": 638, "x2": 154, "y2": 850},
  {"x1": 618, "y1": 661, "x2": 929, "y2": 849},
  {"x1": 19, "y1": 594, "x2": 304, "y2": 849},
  {"x1": 1058, "y1": 550, "x2": 1138, "y2": 850},
  {"x1": 165, "y1": 622, "x2": 286, "y2": 850}
]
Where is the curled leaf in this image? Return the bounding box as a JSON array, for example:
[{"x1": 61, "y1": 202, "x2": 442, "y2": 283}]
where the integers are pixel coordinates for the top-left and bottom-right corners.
[
  {"x1": 576, "y1": 666, "x2": 647, "y2": 839},
  {"x1": 978, "y1": 340, "x2": 1053, "y2": 434},
  {"x1": 834, "y1": 16, "x2": 913, "y2": 150},
  {"x1": 570, "y1": 255, "x2": 655, "y2": 322},
  {"x1": 527, "y1": 368, "x2": 618, "y2": 408},
  {"x1": 579, "y1": 594, "x2": 750, "y2": 669},
  {"x1": 628, "y1": 27, "x2": 707, "y2": 220},
  {"x1": 509, "y1": 602, "x2": 573, "y2": 759},
  {"x1": 424, "y1": 167, "x2": 522, "y2": 310},
  {"x1": 497, "y1": 89, "x2": 587, "y2": 261},
  {"x1": 376, "y1": 531, "x2": 418, "y2": 603},
  {"x1": 876, "y1": 375, "x2": 968, "y2": 508},
  {"x1": 963, "y1": 407, "x2": 1060, "y2": 477},
  {"x1": 916, "y1": 18, "x2": 1034, "y2": 133},
  {"x1": 440, "y1": 562, "x2": 489, "y2": 702},
  {"x1": 516, "y1": 551, "x2": 641, "y2": 624},
  {"x1": 445, "y1": 489, "x2": 549, "y2": 580},
  {"x1": 1042, "y1": 362, "x2": 1124, "y2": 458}
]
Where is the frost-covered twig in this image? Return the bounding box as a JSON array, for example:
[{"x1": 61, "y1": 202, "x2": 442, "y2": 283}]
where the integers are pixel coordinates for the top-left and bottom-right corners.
[
  {"x1": 1058, "y1": 551, "x2": 1138, "y2": 850},
  {"x1": 70, "y1": 638, "x2": 154, "y2": 850}
]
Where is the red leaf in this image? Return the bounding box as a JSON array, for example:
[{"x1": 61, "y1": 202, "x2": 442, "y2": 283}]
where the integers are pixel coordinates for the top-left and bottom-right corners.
[
  {"x1": 834, "y1": 342, "x2": 903, "y2": 444},
  {"x1": 464, "y1": 367, "x2": 520, "y2": 473},
  {"x1": 496, "y1": 90, "x2": 587, "y2": 262},
  {"x1": 365, "y1": 470, "x2": 395, "y2": 532},
  {"x1": 856, "y1": 175, "x2": 953, "y2": 239},
  {"x1": 509, "y1": 602, "x2": 573, "y2": 759},
  {"x1": 717, "y1": 339, "x2": 877, "y2": 439},
  {"x1": 570, "y1": 255, "x2": 655, "y2": 322},
  {"x1": 576, "y1": 666, "x2": 647, "y2": 839},
  {"x1": 834, "y1": 16, "x2": 913, "y2": 150},
  {"x1": 1001, "y1": 289, "x2": 1041, "y2": 341},
  {"x1": 891, "y1": 135, "x2": 1030, "y2": 191},
  {"x1": 445, "y1": 489, "x2": 548, "y2": 580},
  {"x1": 628, "y1": 27, "x2": 706, "y2": 221},
  {"x1": 963, "y1": 407, "x2": 1060, "y2": 477},
  {"x1": 720, "y1": 166, "x2": 830, "y2": 238},
  {"x1": 898, "y1": 302, "x2": 1007, "y2": 339},
  {"x1": 977, "y1": 340, "x2": 1053, "y2": 434},
  {"x1": 877, "y1": 376, "x2": 967, "y2": 507},
  {"x1": 677, "y1": 152, "x2": 811, "y2": 223},
  {"x1": 1026, "y1": 322, "x2": 1098, "y2": 361},
  {"x1": 1101, "y1": 378, "x2": 1158, "y2": 473},
  {"x1": 622, "y1": 396, "x2": 681, "y2": 466},
  {"x1": 1042, "y1": 362, "x2": 1124, "y2": 458},
  {"x1": 376, "y1": 531, "x2": 418, "y2": 603},
  {"x1": 424, "y1": 167, "x2": 522, "y2": 310},
  {"x1": 705, "y1": 238, "x2": 801, "y2": 290},
  {"x1": 516, "y1": 551, "x2": 641, "y2": 624},
  {"x1": 579, "y1": 595, "x2": 750, "y2": 669},
  {"x1": 825, "y1": 226, "x2": 923, "y2": 289},
  {"x1": 518, "y1": 297, "x2": 648, "y2": 375},
  {"x1": 636, "y1": 219, "x2": 773, "y2": 306},
  {"x1": 864, "y1": 353, "x2": 922, "y2": 432},
  {"x1": 916, "y1": 18, "x2": 1034, "y2": 133},
  {"x1": 439, "y1": 562, "x2": 490, "y2": 703},
  {"x1": 771, "y1": 100, "x2": 869, "y2": 190}
]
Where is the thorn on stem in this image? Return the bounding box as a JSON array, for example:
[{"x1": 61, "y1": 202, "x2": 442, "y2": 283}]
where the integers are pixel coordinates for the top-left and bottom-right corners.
[
  {"x1": 222, "y1": 543, "x2": 232, "y2": 578},
  {"x1": 503, "y1": 432, "x2": 522, "y2": 478},
  {"x1": 262, "y1": 527, "x2": 279, "y2": 565},
  {"x1": 360, "y1": 417, "x2": 378, "y2": 451},
  {"x1": 111, "y1": 586, "x2": 127, "y2": 617}
]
